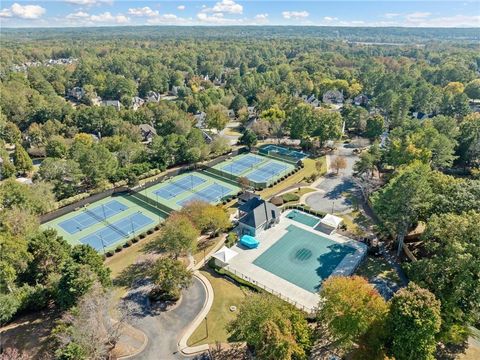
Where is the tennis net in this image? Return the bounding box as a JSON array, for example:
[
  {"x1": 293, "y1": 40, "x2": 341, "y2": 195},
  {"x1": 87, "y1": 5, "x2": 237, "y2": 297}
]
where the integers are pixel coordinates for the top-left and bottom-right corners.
[{"x1": 84, "y1": 208, "x2": 129, "y2": 239}]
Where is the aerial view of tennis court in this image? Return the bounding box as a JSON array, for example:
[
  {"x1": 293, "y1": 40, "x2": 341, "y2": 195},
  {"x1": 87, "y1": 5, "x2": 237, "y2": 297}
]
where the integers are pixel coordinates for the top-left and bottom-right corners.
[
  {"x1": 132, "y1": 171, "x2": 241, "y2": 212},
  {"x1": 212, "y1": 153, "x2": 295, "y2": 185},
  {"x1": 43, "y1": 195, "x2": 165, "y2": 253},
  {"x1": 259, "y1": 144, "x2": 308, "y2": 161}
]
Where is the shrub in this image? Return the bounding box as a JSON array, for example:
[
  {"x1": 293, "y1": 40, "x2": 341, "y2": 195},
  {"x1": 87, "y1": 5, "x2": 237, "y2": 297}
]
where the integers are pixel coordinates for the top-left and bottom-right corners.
[
  {"x1": 147, "y1": 229, "x2": 154, "y2": 235},
  {"x1": 226, "y1": 232, "x2": 238, "y2": 247},
  {"x1": 106, "y1": 250, "x2": 114, "y2": 257},
  {"x1": 282, "y1": 193, "x2": 300, "y2": 203},
  {"x1": 124, "y1": 240, "x2": 133, "y2": 247},
  {"x1": 270, "y1": 196, "x2": 284, "y2": 206},
  {"x1": 115, "y1": 246, "x2": 123, "y2": 253},
  {"x1": 132, "y1": 237, "x2": 139, "y2": 243},
  {"x1": 154, "y1": 225, "x2": 161, "y2": 231},
  {"x1": 139, "y1": 233, "x2": 146, "y2": 239}
]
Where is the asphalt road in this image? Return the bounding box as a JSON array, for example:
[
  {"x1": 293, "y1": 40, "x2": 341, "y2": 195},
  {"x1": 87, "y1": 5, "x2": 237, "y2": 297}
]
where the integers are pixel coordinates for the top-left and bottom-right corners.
[
  {"x1": 124, "y1": 277, "x2": 207, "y2": 360},
  {"x1": 306, "y1": 140, "x2": 364, "y2": 214}
]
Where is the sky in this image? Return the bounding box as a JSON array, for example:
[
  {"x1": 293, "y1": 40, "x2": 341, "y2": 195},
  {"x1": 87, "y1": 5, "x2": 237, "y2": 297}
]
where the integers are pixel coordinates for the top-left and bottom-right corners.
[{"x1": 0, "y1": 0, "x2": 479, "y2": 28}]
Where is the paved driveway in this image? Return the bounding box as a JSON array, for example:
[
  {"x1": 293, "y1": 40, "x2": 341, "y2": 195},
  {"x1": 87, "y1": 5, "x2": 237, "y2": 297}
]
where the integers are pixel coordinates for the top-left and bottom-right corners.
[
  {"x1": 124, "y1": 277, "x2": 207, "y2": 360},
  {"x1": 306, "y1": 139, "x2": 366, "y2": 214}
]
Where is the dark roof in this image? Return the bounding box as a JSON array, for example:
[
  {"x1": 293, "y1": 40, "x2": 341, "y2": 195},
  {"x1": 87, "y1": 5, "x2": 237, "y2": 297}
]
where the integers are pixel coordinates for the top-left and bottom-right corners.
[
  {"x1": 238, "y1": 197, "x2": 263, "y2": 212},
  {"x1": 239, "y1": 199, "x2": 280, "y2": 228},
  {"x1": 238, "y1": 191, "x2": 260, "y2": 203}
]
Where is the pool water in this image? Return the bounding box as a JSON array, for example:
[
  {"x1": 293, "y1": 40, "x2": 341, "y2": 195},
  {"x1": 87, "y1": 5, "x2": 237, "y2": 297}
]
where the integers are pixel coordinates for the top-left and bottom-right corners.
[
  {"x1": 286, "y1": 210, "x2": 320, "y2": 227},
  {"x1": 253, "y1": 224, "x2": 355, "y2": 293}
]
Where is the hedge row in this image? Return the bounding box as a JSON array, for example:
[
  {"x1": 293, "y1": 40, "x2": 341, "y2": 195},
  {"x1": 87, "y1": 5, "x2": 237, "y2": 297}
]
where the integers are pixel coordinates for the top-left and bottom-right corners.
[
  {"x1": 103, "y1": 223, "x2": 162, "y2": 258},
  {"x1": 267, "y1": 166, "x2": 302, "y2": 188},
  {"x1": 282, "y1": 203, "x2": 327, "y2": 218}
]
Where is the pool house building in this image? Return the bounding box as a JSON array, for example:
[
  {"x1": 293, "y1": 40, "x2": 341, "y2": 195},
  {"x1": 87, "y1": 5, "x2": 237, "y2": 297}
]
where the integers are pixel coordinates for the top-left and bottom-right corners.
[{"x1": 236, "y1": 198, "x2": 280, "y2": 236}]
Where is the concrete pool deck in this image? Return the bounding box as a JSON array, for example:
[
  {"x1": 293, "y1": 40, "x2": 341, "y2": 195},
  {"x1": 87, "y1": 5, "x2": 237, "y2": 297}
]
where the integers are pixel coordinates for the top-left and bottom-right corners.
[{"x1": 227, "y1": 212, "x2": 367, "y2": 313}]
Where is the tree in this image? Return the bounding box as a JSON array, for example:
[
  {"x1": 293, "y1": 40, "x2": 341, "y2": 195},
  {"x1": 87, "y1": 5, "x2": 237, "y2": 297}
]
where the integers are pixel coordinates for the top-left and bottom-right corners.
[
  {"x1": 464, "y1": 79, "x2": 480, "y2": 99},
  {"x1": 230, "y1": 94, "x2": 248, "y2": 115},
  {"x1": 288, "y1": 103, "x2": 316, "y2": 140},
  {"x1": 365, "y1": 114, "x2": 384, "y2": 140},
  {"x1": 312, "y1": 109, "x2": 343, "y2": 148},
  {"x1": 228, "y1": 293, "x2": 312, "y2": 360},
  {"x1": 238, "y1": 176, "x2": 250, "y2": 191},
  {"x1": 331, "y1": 156, "x2": 347, "y2": 175},
  {"x1": 36, "y1": 158, "x2": 84, "y2": 199},
  {"x1": 181, "y1": 201, "x2": 230, "y2": 235},
  {"x1": 251, "y1": 119, "x2": 270, "y2": 139},
  {"x1": 317, "y1": 276, "x2": 388, "y2": 351},
  {"x1": 150, "y1": 257, "x2": 192, "y2": 301},
  {"x1": 371, "y1": 161, "x2": 434, "y2": 255},
  {"x1": 354, "y1": 143, "x2": 381, "y2": 178},
  {"x1": 45, "y1": 135, "x2": 68, "y2": 158},
  {"x1": 457, "y1": 113, "x2": 480, "y2": 167},
  {"x1": 0, "y1": 120, "x2": 21, "y2": 144},
  {"x1": 153, "y1": 213, "x2": 199, "y2": 258},
  {"x1": 12, "y1": 144, "x2": 33, "y2": 175},
  {"x1": 405, "y1": 212, "x2": 480, "y2": 336},
  {"x1": 388, "y1": 283, "x2": 441, "y2": 360},
  {"x1": 239, "y1": 129, "x2": 257, "y2": 150},
  {"x1": 261, "y1": 105, "x2": 286, "y2": 141},
  {"x1": 0, "y1": 179, "x2": 55, "y2": 214},
  {"x1": 52, "y1": 283, "x2": 124, "y2": 360},
  {"x1": 206, "y1": 104, "x2": 229, "y2": 131}
]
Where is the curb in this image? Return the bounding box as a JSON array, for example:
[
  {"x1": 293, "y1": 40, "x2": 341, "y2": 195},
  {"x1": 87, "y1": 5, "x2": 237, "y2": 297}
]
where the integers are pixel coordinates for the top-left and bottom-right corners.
[
  {"x1": 178, "y1": 271, "x2": 214, "y2": 355},
  {"x1": 115, "y1": 323, "x2": 149, "y2": 360}
]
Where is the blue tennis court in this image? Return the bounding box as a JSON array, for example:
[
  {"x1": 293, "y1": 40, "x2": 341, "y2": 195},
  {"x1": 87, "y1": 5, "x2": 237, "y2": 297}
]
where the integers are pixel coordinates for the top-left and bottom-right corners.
[
  {"x1": 154, "y1": 175, "x2": 206, "y2": 200},
  {"x1": 247, "y1": 162, "x2": 288, "y2": 182},
  {"x1": 79, "y1": 212, "x2": 154, "y2": 251},
  {"x1": 221, "y1": 155, "x2": 264, "y2": 175},
  {"x1": 58, "y1": 200, "x2": 128, "y2": 234},
  {"x1": 177, "y1": 183, "x2": 232, "y2": 206}
]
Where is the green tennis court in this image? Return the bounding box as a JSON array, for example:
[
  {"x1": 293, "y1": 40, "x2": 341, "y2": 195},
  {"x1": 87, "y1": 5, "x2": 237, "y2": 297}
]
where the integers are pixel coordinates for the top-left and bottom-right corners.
[
  {"x1": 212, "y1": 153, "x2": 295, "y2": 186},
  {"x1": 135, "y1": 171, "x2": 241, "y2": 211},
  {"x1": 253, "y1": 224, "x2": 356, "y2": 293},
  {"x1": 42, "y1": 195, "x2": 166, "y2": 253}
]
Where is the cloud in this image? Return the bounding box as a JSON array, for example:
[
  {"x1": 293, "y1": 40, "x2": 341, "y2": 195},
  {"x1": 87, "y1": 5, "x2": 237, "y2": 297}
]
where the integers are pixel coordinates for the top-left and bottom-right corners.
[
  {"x1": 0, "y1": 3, "x2": 46, "y2": 19},
  {"x1": 255, "y1": 13, "x2": 268, "y2": 20},
  {"x1": 282, "y1": 11, "x2": 309, "y2": 20},
  {"x1": 127, "y1": 7, "x2": 159, "y2": 17},
  {"x1": 177, "y1": 5, "x2": 186, "y2": 11},
  {"x1": 201, "y1": 0, "x2": 243, "y2": 15},
  {"x1": 323, "y1": 16, "x2": 339, "y2": 22},
  {"x1": 66, "y1": 11, "x2": 89, "y2": 19},
  {"x1": 65, "y1": 0, "x2": 113, "y2": 6},
  {"x1": 404, "y1": 14, "x2": 480, "y2": 27},
  {"x1": 147, "y1": 13, "x2": 191, "y2": 25},
  {"x1": 384, "y1": 13, "x2": 401, "y2": 19},
  {"x1": 65, "y1": 11, "x2": 129, "y2": 24}
]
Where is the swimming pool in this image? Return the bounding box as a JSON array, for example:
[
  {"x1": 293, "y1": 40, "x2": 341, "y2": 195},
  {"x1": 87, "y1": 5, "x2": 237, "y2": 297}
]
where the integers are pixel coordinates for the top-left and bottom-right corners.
[
  {"x1": 286, "y1": 209, "x2": 320, "y2": 227},
  {"x1": 253, "y1": 224, "x2": 356, "y2": 293}
]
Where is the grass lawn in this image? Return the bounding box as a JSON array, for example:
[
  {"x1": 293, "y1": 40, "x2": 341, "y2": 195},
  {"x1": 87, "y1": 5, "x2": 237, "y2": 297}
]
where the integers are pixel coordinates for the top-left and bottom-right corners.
[
  {"x1": 339, "y1": 210, "x2": 371, "y2": 238},
  {"x1": 187, "y1": 269, "x2": 248, "y2": 346},
  {"x1": 355, "y1": 255, "x2": 401, "y2": 284},
  {"x1": 259, "y1": 157, "x2": 326, "y2": 199},
  {"x1": 193, "y1": 236, "x2": 225, "y2": 265}
]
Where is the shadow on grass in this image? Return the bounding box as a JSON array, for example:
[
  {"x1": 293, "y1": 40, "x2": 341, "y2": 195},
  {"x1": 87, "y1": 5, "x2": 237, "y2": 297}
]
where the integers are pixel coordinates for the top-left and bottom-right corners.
[{"x1": 113, "y1": 258, "x2": 155, "y2": 287}]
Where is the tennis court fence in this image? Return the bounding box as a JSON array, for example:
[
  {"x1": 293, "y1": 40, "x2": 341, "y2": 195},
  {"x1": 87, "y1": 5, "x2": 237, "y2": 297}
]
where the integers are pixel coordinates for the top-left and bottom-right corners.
[
  {"x1": 84, "y1": 208, "x2": 129, "y2": 239},
  {"x1": 257, "y1": 150, "x2": 300, "y2": 165},
  {"x1": 202, "y1": 166, "x2": 268, "y2": 189},
  {"x1": 129, "y1": 189, "x2": 175, "y2": 216}
]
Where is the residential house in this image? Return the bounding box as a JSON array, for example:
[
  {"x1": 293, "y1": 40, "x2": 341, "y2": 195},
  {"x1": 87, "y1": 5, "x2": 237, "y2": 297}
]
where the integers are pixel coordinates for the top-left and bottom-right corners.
[
  {"x1": 236, "y1": 198, "x2": 280, "y2": 236},
  {"x1": 146, "y1": 91, "x2": 161, "y2": 103},
  {"x1": 138, "y1": 124, "x2": 157, "y2": 143},
  {"x1": 354, "y1": 94, "x2": 369, "y2": 106},
  {"x1": 67, "y1": 87, "x2": 85, "y2": 101},
  {"x1": 247, "y1": 106, "x2": 256, "y2": 118},
  {"x1": 132, "y1": 96, "x2": 145, "y2": 111},
  {"x1": 227, "y1": 109, "x2": 235, "y2": 119},
  {"x1": 323, "y1": 90, "x2": 345, "y2": 105},
  {"x1": 194, "y1": 111, "x2": 207, "y2": 129},
  {"x1": 101, "y1": 100, "x2": 122, "y2": 111},
  {"x1": 169, "y1": 86, "x2": 179, "y2": 96}
]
